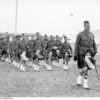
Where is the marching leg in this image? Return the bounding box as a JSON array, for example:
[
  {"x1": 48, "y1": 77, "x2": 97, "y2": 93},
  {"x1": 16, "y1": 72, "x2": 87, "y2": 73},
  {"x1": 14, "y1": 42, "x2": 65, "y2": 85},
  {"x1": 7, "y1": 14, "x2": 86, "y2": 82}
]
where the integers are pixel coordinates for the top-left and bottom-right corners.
[
  {"x1": 83, "y1": 74, "x2": 90, "y2": 89},
  {"x1": 77, "y1": 70, "x2": 83, "y2": 86}
]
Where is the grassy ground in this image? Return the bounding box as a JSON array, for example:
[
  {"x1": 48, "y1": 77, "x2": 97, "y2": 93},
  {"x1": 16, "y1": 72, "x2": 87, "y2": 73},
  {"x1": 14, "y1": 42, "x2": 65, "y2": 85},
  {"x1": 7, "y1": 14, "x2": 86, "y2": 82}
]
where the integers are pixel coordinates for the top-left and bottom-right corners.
[{"x1": 0, "y1": 55, "x2": 100, "y2": 97}]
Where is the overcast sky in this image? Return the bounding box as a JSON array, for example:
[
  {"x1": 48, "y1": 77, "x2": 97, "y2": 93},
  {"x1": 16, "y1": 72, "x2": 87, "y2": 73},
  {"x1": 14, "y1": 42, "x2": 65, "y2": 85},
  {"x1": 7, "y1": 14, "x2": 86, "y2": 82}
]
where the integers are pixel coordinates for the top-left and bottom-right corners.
[{"x1": 0, "y1": 0, "x2": 100, "y2": 42}]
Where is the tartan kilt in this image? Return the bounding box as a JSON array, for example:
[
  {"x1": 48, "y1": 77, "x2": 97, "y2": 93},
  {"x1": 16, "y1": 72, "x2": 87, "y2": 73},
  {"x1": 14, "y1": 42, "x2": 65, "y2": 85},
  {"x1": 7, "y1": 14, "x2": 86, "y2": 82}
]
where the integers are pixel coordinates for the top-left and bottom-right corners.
[
  {"x1": 1, "y1": 49, "x2": 7, "y2": 56},
  {"x1": 15, "y1": 52, "x2": 21, "y2": 60},
  {"x1": 61, "y1": 50, "x2": 72, "y2": 60},
  {"x1": 47, "y1": 49, "x2": 62, "y2": 60},
  {"x1": 77, "y1": 54, "x2": 93, "y2": 70},
  {"x1": 26, "y1": 51, "x2": 32, "y2": 59},
  {"x1": 32, "y1": 49, "x2": 44, "y2": 60}
]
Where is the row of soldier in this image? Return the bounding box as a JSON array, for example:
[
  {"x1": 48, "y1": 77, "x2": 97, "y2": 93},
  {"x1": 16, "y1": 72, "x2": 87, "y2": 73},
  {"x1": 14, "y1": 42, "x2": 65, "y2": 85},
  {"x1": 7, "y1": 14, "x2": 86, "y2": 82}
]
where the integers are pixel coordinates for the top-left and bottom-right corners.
[
  {"x1": 0, "y1": 21, "x2": 98, "y2": 89},
  {"x1": 0, "y1": 32, "x2": 73, "y2": 71}
]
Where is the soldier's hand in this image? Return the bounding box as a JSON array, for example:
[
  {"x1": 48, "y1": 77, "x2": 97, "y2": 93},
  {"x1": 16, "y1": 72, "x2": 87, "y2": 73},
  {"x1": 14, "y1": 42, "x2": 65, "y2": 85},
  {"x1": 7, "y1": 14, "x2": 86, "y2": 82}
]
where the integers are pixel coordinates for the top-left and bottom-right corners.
[{"x1": 73, "y1": 56, "x2": 78, "y2": 61}]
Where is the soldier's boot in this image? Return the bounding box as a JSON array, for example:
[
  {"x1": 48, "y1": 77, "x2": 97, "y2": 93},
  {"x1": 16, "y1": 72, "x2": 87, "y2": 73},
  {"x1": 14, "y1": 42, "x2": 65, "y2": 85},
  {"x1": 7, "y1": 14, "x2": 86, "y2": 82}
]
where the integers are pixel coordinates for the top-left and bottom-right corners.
[
  {"x1": 12, "y1": 60, "x2": 15, "y2": 65},
  {"x1": 77, "y1": 74, "x2": 83, "y2": 86},
  {"x1": 5, "y1": 58, "x2": 8, "y2": 62},
  {"x1": 32, "y1": 63, "x2": 35, "y2": 68},
  {"x1": 14, "y1": 61, "x2": 18, "y2": 67},
  {"x1": 42, "y1": 61, "x2": 47, "y2": 67},
  {"x1": 55, "y1": 62, "x2": 60, "y2": 67},
  {"x1": 44, "y1": 63, "x2": 47, "y2": 68},
  {"x1": 47, "y1": 64, "x2": 52, "y2": 71},
  {"x1": 34, "y1": 64, "x2": 39, "y2": 71},
  {"x1": 36, "y1": 65, "x2": 39, "y2": 71},
  {"x1": 16, "y1": 62, "x2": 18, "y2": 68},
  {"x1": 33, "y1": 64, "x2": 36, "y2": 70},
  {"x1": 63, "y1": 64, "x2": 68, "y2": 71},
  {"x1": 39, "y1": 60, "x2": 45, "y2": 66},
  {"x1": 8, "y1": 58, "x2": 11, "y2": 63},
  {"x1": 52, "y1": 60, "x2": 55, "y2": 66},
  {"x1": 13, "y1": 61, "x2": 16, "y2": 66},
  {"x1": 27, "y1": 61, "x2": 31, "y2": 66},
  {"x1": 22, "y1": 65, "x2": 26, "y2": 72},
  {"x1": 83, "y1": 79, "x2": 90, "y2": 89},
  {"x1": 20, "y1": 64, "x2": 23, "y2": 70},
  {"x1": 17, "y1": 63, "x2": 20, "y2": 68},
  {"x1": 20, "y1": 64, "x2": 25, "y2": 72},
  {"x1": 53, "y1": 61, "x2": 58, "y2": 67}
]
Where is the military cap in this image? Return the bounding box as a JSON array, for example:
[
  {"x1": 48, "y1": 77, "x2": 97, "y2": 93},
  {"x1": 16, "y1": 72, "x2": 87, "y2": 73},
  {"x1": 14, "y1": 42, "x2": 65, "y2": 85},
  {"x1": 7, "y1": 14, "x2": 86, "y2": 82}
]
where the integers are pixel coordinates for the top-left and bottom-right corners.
[
  {"x1": 64, "y1": 36, "x2": 70, "y2": 40},
  {"x1": 84, "y1": 21, "x2": 90, "y2": 24}
]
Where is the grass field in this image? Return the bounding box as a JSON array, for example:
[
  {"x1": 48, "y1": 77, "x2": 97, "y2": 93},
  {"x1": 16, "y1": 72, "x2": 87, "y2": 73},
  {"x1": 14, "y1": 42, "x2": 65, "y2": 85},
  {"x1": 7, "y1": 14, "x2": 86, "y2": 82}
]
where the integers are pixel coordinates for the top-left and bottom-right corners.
[{"x1": 0, "y1": 55, "x2": 100, "y2": 97}]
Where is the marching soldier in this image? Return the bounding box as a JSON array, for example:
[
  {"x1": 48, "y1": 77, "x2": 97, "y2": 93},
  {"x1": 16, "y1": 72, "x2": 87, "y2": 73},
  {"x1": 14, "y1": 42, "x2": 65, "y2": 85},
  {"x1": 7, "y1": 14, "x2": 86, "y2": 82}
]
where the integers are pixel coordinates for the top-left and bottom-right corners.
[
  {"x1": 61, "y1": 36, "x2": 73, "y2": 70},
  {"x1": 45, "y1": 35, "x2": 56, "y2": 70},
  {"x1": 32, "y1": 32, "x2": 44, "y2": 71},
  {"x1": 42, "y1": 35, "x2": 49, "y2": 65},
  {"x1": 0, "y1": 37, "x2": 4, "y2": 60},
  {"x1": 74, "y1": 21, "x2": 97, "y2": 89},
  {"x1": 52, "y1": 35, "x2": 62, "y2": 67}
]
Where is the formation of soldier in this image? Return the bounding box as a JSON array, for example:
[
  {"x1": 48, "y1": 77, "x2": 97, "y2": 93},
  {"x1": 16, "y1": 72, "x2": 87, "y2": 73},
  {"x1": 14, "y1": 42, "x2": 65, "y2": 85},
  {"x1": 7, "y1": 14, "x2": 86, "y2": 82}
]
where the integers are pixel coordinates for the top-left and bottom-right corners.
[
  {"x1": 0, "y1": 32, "x2": 73, "y2": 72},
  {"x1": 0, "y1": 21, "x2": 97, "y2": 90}
]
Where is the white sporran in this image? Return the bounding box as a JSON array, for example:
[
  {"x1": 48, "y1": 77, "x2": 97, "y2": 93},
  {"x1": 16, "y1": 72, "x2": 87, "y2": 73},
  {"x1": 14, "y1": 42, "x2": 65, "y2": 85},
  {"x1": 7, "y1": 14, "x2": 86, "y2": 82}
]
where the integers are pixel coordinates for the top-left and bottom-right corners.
[{"x1": 85, "y1": 54, "x2": 95, "y2": 70}]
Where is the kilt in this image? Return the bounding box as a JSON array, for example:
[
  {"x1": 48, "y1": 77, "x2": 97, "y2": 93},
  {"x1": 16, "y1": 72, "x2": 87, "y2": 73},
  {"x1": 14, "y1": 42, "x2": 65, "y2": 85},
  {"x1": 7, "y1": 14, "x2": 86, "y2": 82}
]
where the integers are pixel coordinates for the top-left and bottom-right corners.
[
  {"x1": 50, "y1": 49, "x2": 62, "y2": 59},
  {"x1": 33, "y1": 50, "x2": 44, "y2": 60},
  {"x1": 1, "y1": 49, "x2": 7, "y2": 56},
  {"x1": 77, "y1": 53, "x2": 92, "y2": 70},
  {"x1": 26, "y1": 51, "x2": 32, "y2": 59},
  {"x1": 15, "y1": 52, "x2": 21, "y2": 60},
  {"x1": 61, "y1": 50, "x2": 72, "y2": 59}
]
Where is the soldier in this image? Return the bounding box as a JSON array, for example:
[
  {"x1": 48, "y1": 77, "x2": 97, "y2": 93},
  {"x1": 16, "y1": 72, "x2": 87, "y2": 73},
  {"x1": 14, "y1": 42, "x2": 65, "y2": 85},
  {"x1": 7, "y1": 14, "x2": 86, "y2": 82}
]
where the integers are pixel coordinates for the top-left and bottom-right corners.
[
  {"x1": 74, "y1": 21, "x2": 97, "y2": 89},
  {"x1": 45, "y1": 35, "x2": 56, "y2": 70},
  {"x1": 32, "y1": 32, "x2": 44, "y2": 71},
  {"x1": 1, "y1": 36, "x2": 7, "y2": 61},
  {"x1": 8, "y1": 36, "x2": 13, "y2": 63},
  {"x1": 5, "y1": 36, "x2": 10, "y2": 62},
  {"x1": 13, "y1": 35, "x2": 21, "y2": 68},
  {"x1": 19, "y1": 34, "x2": 28, "y2": 71},
  {"x1": 61, "y1": 36, "x2": 73, "y2": 70},
  {"x1": 0, "y1": 37, "x2": 4, "y2": 60},
  {"x1": 52, "y1": 35, "x2": 62, "y2": 67},
  {"x1": 26, "y1": 36, "x2": 34, "y2": 67},
  {"x1": 42, "y1": 35, "x2": 49, "y2": 60}
]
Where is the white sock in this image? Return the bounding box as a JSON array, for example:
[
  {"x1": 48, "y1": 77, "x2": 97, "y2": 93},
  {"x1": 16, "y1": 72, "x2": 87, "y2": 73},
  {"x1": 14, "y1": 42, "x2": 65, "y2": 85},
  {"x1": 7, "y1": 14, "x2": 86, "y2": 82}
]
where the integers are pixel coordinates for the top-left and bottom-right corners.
[
  {"x1": 63, "y1": 64, "x2": 68, "y2": 70},
  {"x1": 77, "y1": 75, "x2": 83, "y2": 85},
  {"x1": 83, "y1": 79, "x2": 89, "y2": 88},
  {"x1": 47, "y1": 65, "x2": 52, "y2": 70},
  {"x1": 22, "y1": 66, "x2": 25, "y2": 72}
]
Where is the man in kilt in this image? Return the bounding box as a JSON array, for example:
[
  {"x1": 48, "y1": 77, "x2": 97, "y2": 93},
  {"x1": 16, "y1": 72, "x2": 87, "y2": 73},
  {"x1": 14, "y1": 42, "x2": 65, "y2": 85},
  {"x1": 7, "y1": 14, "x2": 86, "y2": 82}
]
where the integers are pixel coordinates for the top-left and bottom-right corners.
[
  {"x1": 45, "y1": 35, "x2": 56, "y2": 70},
  {"x1": 0, "y1": 37, "x2": 5, "y2": 60},
  {"x1": 74, "y1": 21, "x2": 97, "y2": 89},
  {"x1": 61, "y1": 36, "x2": 73, "y2": 70},
  {"x1": 32, "y1": 32, "x2": 44, "y2": 71},
  {"x1": 52, "y1": 35, "x2": 62, "y2": 67}
]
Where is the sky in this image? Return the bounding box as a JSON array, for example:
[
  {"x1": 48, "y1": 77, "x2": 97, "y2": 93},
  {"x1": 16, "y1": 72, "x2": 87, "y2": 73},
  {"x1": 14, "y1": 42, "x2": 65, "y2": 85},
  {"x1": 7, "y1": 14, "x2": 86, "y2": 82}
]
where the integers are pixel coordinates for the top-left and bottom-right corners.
[{"x1": 0, "y1": 0, "x2": 100, "y2": 42}]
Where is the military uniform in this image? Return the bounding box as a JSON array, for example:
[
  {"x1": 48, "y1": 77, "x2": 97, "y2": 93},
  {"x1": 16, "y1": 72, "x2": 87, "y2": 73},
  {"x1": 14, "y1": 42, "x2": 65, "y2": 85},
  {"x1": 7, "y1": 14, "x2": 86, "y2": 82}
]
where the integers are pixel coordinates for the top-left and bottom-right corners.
[
  {"x1": 0, "y1": 38, "x2": 4, "y2": 58},
  {"x1": 52, "y1": 40, "x2": 62, "y2": 58},
  {"x1": 46, "y1": 40, "x2": 56, "y2": 60},
  {"x1": 46, "y1": 40, "x2": 55, "y2": 53},
  {"x1": 26, "y1": 40, "x2": 34, "y2": 59},
  {"x1": 74, "y1": 31, "x2": 97, "y2": 69},
  {"x1": 42, "y1": 38, "x2": 49, "y2": 51},
  {"x1": 61, "y1": 41, "x2": 72, "y2": 59},
  {"x1": 42, "y1": 38, "x2": 49, "y2": 60},
  {"x1": 14, "y1": 39, "x2": 21, "y2": 60},
  {"x1": 33, "y1": 38, "x2": 44, "y2": 60},
  {"x1": 8, "y1": 40, "x2": 13, "y2": 59},
  {"x1": 1, "y1": 38, "x2": 7, "y2": 57}
]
